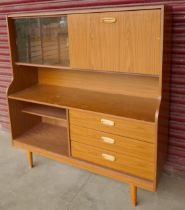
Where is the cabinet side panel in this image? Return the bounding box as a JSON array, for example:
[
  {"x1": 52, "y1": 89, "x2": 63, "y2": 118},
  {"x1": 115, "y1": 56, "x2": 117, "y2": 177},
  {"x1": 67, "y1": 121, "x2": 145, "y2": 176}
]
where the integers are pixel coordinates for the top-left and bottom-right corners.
[
  {"x1": 7, "y1": 66, "x2": 38, "y2": 95},
  {"x1": 6, "y1": 17, "x2": 39, "y2": 95},
  {"x1": 156, "y1": 6, "x2": 172, "y2": 187},
  {"x1": 8, "y1": 100, "x2": 41, "y2": 139},
  {"x1": 6, "y1": 18, "x2": 40, "y2": 140}
]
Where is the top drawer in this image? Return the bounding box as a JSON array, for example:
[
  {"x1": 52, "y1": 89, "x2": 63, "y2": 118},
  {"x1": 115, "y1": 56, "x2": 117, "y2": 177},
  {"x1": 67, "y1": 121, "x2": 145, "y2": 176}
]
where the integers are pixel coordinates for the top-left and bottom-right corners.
[{"x1": 69, "y1": 110, "x2": 156, "y2": 143}]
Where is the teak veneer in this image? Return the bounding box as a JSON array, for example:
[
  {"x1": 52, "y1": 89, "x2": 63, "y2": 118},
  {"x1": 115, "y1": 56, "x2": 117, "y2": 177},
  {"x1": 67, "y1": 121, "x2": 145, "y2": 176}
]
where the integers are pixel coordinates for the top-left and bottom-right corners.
[
  {"x1": 22, "y1": 104, "x2": 67, "y2": 121},
  {"x1": 14, "y1": 122, "x2": 69, "y2": 156},
  {"x1": 9, "y1": 84, "x2": 159, "y2": 122},
  {"x1": 6, "y1": 5, "x2": 171, "y2": 207}
]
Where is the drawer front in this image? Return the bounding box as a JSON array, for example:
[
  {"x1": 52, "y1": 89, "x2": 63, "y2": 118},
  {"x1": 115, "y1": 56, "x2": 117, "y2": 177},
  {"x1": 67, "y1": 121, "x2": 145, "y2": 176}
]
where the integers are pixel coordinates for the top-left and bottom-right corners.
[
  {"x1": 70, "y1": 110, "x2": 156, "y2": 143},
  {"x1": 71, "y1": 141, "x2": 155, "y2": 180},
  {"x1": 70, "y1": 124, "x2": 155, "y2": 162}
]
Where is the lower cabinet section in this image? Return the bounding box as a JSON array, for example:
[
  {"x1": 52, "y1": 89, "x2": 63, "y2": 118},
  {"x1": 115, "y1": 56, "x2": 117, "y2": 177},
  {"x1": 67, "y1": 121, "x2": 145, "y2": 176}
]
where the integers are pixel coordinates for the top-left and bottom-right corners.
[{"x1": 71, "y1": 141, "x2": 155, "y2": 181}]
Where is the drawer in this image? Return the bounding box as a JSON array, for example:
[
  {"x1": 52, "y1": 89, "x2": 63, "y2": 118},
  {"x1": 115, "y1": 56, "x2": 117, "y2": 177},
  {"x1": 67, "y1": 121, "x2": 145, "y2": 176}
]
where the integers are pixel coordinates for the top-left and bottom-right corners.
[
  {"x1": 71, "y1": 141, "x2": 155, "y2": 180},
  {"x1": 69, "y1": 110, "x2": 156, "y2": 143},
  {"x1": 70, "y1": 124, "x2": 155, "y2": 162}
]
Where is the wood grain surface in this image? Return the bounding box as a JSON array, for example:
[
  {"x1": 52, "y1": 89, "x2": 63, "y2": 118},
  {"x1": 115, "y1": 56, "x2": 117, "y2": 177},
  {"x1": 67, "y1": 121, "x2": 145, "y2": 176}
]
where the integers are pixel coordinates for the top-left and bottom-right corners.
[
  {"x1": 70, "y1": 109, "x2": 156, "y2": 142},
  {"x1": 70, "y1": 124, "x2": 155, "y2": 161},
  {"x1": 69, "y1": 10, "x2": 161, "y2": 74},
  {"x1": 8, "y1": 84, "x2": 159, "y2": 122},
  {"x1": 71, "y1": 141, "x2": 155, "y2": 180}
]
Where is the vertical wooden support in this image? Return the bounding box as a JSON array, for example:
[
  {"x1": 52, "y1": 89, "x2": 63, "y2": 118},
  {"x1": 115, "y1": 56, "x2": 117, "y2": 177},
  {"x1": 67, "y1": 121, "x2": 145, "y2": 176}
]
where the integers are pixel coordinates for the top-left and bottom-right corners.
[
  {"x1": 130, "y1": 184, "x2": 137, "y2": 207},
  {"x1": 27, "y1": 151, "x2": 33, "y2": 169}
]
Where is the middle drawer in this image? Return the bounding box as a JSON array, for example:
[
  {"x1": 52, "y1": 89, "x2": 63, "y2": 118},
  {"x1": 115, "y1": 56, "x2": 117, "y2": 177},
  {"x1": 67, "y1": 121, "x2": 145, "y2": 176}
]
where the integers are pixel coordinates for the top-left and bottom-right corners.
[{"x1": 70, "y1": 124, "x2": 155, "y2": 162}]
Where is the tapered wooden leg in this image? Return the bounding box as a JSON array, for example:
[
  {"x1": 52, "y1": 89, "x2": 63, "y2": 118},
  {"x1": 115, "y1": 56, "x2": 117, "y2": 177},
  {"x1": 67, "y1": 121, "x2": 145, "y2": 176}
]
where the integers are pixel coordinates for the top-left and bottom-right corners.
[
  {"x1": 130, "y1": 184, "x2": 137, "y2": 207},
  {"x1": 27, "y1": 151, "x2": 33, "y2": 169}
]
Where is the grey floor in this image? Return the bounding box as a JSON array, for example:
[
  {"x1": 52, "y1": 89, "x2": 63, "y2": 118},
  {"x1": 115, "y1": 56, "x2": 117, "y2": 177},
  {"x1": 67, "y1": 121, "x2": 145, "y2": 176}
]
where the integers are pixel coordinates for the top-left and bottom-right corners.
[{"x1": 0, "y1": 129, "x2": 185, "y2": 210}]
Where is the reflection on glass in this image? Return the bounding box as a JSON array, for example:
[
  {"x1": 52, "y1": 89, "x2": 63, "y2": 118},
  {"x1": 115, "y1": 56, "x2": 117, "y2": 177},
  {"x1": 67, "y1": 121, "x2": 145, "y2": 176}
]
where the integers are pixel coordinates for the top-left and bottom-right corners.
[
  {"x1": 41, "y1": 16, "x2": 69, "y2": 66},
  {"x1": 15, "y1": 19, "x2": 29, "y2": 62},
  {"x1": 29, "y1": 18, "x2": 42, "y2": 64},
  {"x1": 14, "y1": 16, "x2": 69, "y2": 66}
]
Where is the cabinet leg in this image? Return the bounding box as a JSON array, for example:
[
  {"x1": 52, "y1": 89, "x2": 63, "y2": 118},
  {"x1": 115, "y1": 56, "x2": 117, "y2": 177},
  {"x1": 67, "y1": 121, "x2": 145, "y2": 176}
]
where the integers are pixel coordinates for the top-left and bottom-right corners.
[
  {"x1": 130, "y1": 184, "x2": 137, "y2": 207},
  {"x1": 27, "y1": 151, "x2": 33, "y2": 169}
]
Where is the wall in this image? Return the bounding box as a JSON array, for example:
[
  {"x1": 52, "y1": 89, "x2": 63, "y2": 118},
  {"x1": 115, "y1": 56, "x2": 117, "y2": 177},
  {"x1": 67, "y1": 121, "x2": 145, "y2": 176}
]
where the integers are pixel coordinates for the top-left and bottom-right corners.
[{"x1": 0, "y1": 0, "x2": 185, "y2": 176}]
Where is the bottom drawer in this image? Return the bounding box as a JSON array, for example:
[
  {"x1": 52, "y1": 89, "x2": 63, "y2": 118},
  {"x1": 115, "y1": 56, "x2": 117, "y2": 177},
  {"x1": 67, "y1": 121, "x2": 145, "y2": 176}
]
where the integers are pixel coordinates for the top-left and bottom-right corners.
[{"x1": 71, "y1": 141, "x2": 155, "y2": 180}]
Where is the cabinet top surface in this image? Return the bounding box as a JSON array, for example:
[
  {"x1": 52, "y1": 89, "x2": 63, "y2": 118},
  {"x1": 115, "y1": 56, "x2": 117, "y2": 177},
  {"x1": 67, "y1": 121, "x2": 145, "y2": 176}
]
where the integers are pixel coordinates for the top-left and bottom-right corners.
[{"x1": 7, "y1": 5, "x2": 164, "y2": 18}]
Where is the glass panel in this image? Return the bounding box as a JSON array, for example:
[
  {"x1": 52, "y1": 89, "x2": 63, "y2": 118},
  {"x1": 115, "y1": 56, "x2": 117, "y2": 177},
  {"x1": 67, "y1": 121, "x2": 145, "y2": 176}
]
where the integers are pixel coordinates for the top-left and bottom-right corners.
[
  {"x1": 14, "y1": 16, "x2": 69, "y2": 66},
  {"x1": 41, "y1": 16, "x2": 69, "y2": 66},
  {"x1": 29, "y1": 18, "x2": 42, "y2": 64},
  {"x1": 14, "y1": 18, "x2": 42, "y2": 64},
  {"x1": 14, "y1": 19, "x2": 29, "y2": 62}
]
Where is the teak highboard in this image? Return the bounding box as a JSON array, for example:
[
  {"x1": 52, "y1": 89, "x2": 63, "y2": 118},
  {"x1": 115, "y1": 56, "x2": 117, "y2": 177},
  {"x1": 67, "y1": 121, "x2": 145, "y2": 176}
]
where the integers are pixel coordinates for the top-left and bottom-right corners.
[{"x1": 7, "y1": 5, "x2": 171, "y2": 206}]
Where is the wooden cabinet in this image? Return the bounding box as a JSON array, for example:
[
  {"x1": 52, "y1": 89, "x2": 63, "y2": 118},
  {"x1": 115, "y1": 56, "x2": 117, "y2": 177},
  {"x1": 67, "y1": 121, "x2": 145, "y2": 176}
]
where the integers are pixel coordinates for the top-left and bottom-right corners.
[
  {"x1": 7, "y1": 5, "x2": 170, "y2": 207},
  {"x1": 69, "y1": 10, "x2": 161, "y2": 74}
]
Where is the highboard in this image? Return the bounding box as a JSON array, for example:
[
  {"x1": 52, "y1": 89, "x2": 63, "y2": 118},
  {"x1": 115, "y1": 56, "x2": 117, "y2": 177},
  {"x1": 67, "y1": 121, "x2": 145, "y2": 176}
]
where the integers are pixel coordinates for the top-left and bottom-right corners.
[{"x1": 6, "y1": 5, "x2": 171, "y2": 206}]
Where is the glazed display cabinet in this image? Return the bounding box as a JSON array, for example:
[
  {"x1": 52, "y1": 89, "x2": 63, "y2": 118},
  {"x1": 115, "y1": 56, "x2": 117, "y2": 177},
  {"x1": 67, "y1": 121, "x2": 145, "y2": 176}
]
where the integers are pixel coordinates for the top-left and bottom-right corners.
[{"x1": 7, "y1": 5, "x2": 171, "y2": 206}]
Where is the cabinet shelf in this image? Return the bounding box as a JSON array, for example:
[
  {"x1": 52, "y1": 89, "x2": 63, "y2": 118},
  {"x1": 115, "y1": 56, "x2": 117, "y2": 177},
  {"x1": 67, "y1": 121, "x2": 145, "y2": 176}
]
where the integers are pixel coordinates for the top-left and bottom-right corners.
[
  {"x1": 9, "y1": 84, "x2": 159, "y2": 122},
  {"x1": 15, "y1": 62, "x2": 71, "y2": 70},
  {"x1": 13, "y1": 122, "x2": 69, "y2": 156},
  {"x1": 15, "y1": 62, "x2": 160, "y2": 78},
  {"x1": 22, "y1": 103, "x2": 67, "y2": 123}
]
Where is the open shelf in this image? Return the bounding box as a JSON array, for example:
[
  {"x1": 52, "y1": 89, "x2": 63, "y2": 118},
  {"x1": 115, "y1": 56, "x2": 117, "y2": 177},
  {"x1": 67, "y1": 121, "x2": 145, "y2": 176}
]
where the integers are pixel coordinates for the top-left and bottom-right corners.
[
  {"x1": 22, "y1": 104, "x2": 67, "y2": 122},
  {"x1": 9, "y1": 84, "x2": 159, "y2": 122},
  {"x1": 15, "y1": 62, "x2": 71, "y2": 70},
  {"x1": 15, "y1": 62, "x2": 159, "y2": 78},
  {"x1": 13, "y1": 122, "x2": 69, "y2": 156}
]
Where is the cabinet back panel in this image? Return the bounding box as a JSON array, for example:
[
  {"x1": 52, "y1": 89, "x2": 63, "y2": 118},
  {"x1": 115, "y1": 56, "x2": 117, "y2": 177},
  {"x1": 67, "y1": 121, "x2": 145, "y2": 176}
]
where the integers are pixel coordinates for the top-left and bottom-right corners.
[{"x1": 38, "y1": 68, "x2": 160, "y2": 98}]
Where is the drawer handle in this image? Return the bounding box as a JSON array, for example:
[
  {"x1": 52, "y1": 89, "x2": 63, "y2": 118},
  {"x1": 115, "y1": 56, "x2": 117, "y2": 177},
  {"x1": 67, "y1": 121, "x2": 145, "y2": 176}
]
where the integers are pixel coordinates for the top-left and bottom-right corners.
[
  {"x1": 101, "y1": 119, "x2": 115, "y2": 126},
  {"x1": 101, "y1": 17, "x2": 116, "y2": 23},
  {"x1": 101, "y1": 136, "x2": 115, "y2": 144},
  {"x1": 102, "y1": 153, "x2": 116, "y2": 162}
]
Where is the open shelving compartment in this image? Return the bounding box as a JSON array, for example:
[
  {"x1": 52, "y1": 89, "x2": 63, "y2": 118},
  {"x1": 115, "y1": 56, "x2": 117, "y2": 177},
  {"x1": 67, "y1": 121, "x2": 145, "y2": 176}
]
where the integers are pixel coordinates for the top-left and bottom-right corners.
[
  {"x1": 8, "y1": 65, "x2": 160, "y2": 122},
  {"x1": 9, "y1": 100, "x2": 70, "y2": 156}
]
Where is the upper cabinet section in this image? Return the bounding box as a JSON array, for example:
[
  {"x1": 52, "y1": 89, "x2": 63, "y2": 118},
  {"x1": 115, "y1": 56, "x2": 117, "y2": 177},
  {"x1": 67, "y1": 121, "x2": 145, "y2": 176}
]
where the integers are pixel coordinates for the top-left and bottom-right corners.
[
  {"x1": 68, "y1": 9, "x2": 162, "y2": 75},
  {"x1": 12, "y1": 7, "x2": 163, "y2": 75},
  {"x1": 14, "y1": 16, "x2": 69, "y2": 66}
]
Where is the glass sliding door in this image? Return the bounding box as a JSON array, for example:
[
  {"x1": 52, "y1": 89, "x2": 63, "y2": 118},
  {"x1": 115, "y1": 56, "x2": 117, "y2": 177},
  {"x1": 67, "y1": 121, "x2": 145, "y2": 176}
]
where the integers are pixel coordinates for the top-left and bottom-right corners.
[{"x1": 14, "y1": 16, "x2": 69, "y2": 67}]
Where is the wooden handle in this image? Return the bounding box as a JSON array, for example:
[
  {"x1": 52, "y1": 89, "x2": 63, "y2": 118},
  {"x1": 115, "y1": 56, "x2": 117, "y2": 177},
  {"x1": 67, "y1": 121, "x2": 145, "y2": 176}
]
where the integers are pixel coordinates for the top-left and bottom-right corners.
[
  {"x1": 101, "y1": 118, "x2": 115, "y2": 126},
  {"x1": 102, "y1": 153, "x2": 116, "y2": 162},
  {"x1": 101, "y1": 136, "x2": 115, "y2": 144},
  {"x1": 101, "y1": 17, "x2": 117, "y2": 23}
]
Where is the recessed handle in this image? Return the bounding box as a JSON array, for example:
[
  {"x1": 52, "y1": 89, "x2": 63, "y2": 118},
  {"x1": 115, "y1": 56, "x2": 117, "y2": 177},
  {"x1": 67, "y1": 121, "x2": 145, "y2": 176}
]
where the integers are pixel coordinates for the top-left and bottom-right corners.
[
  {"x1": 101, "y1": 17, "x2": 117, "y2": 23},
  {"x1": 101, "y1": 136, "x2": 115, "y2": 144},
  {"x1": 101, "y1": 118, "x2": 115, "y2": 126},
  {"x1": 102, "y1": 153, "x2": 116, "y2": 162}
]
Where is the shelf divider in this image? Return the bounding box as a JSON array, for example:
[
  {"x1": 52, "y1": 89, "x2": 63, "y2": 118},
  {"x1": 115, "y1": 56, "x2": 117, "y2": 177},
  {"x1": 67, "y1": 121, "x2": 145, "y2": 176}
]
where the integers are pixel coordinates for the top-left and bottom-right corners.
[{"x1": 22, "y1": 103, "x2": 67, "y2": 124}]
